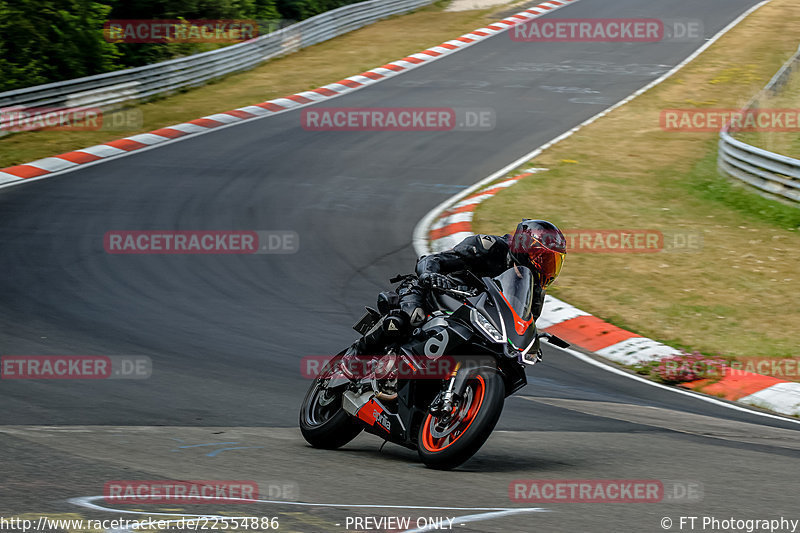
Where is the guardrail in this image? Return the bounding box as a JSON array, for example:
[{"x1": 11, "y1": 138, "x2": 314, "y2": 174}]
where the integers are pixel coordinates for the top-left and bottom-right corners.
[
  {"x1": 0, "y1": 0, "x2": 433, "y2": 131},
  {"x1": 717, "y1": 45, "x2": 800, "y2": 205}
]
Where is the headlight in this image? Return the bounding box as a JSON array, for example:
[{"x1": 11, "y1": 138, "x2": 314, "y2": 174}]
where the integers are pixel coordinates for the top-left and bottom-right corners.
[{"x1": 472, "y1": 309, "x2": 504, "y2": 343}]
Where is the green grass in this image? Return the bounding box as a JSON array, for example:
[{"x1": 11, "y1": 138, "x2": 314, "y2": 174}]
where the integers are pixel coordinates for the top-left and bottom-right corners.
[
  {"x1": 676, "y1": 144, "x2": 800, "y2": 229},
  {"x1": 473, "y1": 0, "x2": 800, "y2": 359}
]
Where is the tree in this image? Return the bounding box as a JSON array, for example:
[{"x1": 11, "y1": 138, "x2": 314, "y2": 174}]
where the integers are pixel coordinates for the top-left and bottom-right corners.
[
  {"x1": 0, "y1": 0, "x2": 362, "y2": 92},
  {"x1": 0, "y1": 0, "x2": 121, "y2": 92}
]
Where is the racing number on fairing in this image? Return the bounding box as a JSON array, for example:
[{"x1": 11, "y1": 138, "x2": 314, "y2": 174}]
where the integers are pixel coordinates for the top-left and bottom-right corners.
[{"x1": 424, "y1": 329, "x2": 449, "y2": 358}]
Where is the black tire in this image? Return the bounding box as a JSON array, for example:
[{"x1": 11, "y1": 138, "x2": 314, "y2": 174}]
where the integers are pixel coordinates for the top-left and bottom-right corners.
[
  {"x1": 299, "y1": 358, "x2": 362, "y2": 449},
  {"x1": 417, "y1": 370, "x2": 504, "y2": 470}
]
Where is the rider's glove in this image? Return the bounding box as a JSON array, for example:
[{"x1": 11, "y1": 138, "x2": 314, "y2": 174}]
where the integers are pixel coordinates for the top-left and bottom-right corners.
[{"x1": 419, "y1": 272, "x2": 456, "y2": 291}]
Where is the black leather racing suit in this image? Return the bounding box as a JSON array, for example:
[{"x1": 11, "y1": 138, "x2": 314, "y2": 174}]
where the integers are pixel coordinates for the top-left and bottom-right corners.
[
  {"x1": 397, "y1": 233, "x2": 546, "y2": 327},
  {"x1": 354, "y1": 233, "x2": 547, "y2": 353}
]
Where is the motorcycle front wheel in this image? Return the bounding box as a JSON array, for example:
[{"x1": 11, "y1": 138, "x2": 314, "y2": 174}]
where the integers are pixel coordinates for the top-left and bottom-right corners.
[
  {"x1": 299, "y1": 355, "x2": 362, "y2": 449},
  {"x1": 417, "y1": 369, "x2": 504, "y2": 470}
]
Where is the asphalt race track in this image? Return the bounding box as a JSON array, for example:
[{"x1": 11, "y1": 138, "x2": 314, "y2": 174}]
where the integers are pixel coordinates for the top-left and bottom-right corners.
[{"x1": 1, "y1": 0, "x2": 798, "y2": 531}]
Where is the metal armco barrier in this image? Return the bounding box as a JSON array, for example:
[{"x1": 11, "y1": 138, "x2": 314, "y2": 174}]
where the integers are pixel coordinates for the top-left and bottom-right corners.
[
  {"x1": 718, "y1": 45, "x2": 800, "y2": 205},
  {"x1": 0, "y1": 0, "x2": 433, "y2": 131}
]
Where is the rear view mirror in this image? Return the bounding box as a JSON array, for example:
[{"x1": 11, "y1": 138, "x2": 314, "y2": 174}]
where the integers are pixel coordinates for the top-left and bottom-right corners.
[{"x1": 538, "y1": 332, "x2": 570, "y2": 349}]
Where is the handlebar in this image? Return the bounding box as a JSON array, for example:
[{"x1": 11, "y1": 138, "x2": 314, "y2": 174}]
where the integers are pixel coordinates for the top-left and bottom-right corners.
[
  {"x1": 391, "y1": 272, "x2": 480, "y2": 297},
  {"x1": 430, "y1": 273, "x2": 480, "y2": 298},
  {"x1": 438, "y1": 287, "x2": 477, "y2": 298}
]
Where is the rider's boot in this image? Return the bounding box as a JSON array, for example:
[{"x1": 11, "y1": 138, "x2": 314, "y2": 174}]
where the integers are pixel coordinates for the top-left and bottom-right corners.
[
  {"x1": 351, "y1": 309, "x2": 409, "y2": 355},
  {"x1": 342, "y1": 278, "x2": 427, "y2": 375},
  {"x1": 341, "y1": 311, "x2": 407, "y2": 379}
]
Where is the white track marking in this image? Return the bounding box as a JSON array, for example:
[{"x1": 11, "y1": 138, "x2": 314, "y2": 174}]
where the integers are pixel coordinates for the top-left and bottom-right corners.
[
  {"x1": 24, "y1": 157, "x2": 78, "y2": 172},
  {"x1": 292, "y1": 91, "x2": 331, "y2": 101},
  {"x1": 124, "y1": 133, "x2": 170, "y2": 145},
  {"x1": 410, "y1": 0, "x2": 798, "y2": 424},
  {"x1": 158, "y1": 122, "x2": 208, "y2": 134},
  {"x1": 401, "y1": 508, "x2": 548, "y2": 533},
  {"x1": 450, "y1": 193, "x2": 495, "y2": 208},
  {"x1": 236, "y1": 105, "x2": 271, "y2": 115},
  {"x1": 69, "y1": 495, "x2": 549, "y2": 533},
  {"x1": 0, "y1": 0, "x2": 582, "y2": 192},
  {"x1": 739, "y1": 382, "x2": 800, "y2": 416},
  {"x1": 535, "y1": 295, "x2": 590, "y2": 329},
  {"x1": 70, "y1": 494, "x2": 546, "y2": 512},
  {"x1": 595, "y1": 337, "x2": 682, "y2": 365},
  {"x1": 263, "y1": 97, "x2": 305, "y2": 108},
  {"x1": 75, "y1": 144, "x2": 127, "y2": 158},
  {"x1": 556, "y1": 345, "x2": 800, "y2": 427},
  {"x1": 412, "y1": 0, "x2": 774, "y2": 256},
  {"x1": 200, "y1": 113, "x2": 241, "y2": 124},
  {"x1": 431, "y1": 211, "x2": 474, "y2": 229},
  {"x1": 0, "y1": 172, "x2": 19, "y2": 184}
]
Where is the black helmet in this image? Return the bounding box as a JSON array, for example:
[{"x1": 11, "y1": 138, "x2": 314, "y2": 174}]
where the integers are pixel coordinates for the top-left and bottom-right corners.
[{"x1": 508, "y1": 219, "x2": 566, "y2": 288}]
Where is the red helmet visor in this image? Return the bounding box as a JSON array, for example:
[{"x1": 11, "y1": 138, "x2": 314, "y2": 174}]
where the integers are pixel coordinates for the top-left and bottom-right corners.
[{"x1": 527, "y1": 246, "x2": 565, "y2": 288}]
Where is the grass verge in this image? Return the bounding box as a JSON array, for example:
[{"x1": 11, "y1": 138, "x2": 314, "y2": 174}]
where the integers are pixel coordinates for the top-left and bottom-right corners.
[
  {"x1": 473, "y1": 0, "x2": 800, "y2": 359},
  {"x1": 0, "y1": 0, "x2": 510, "y2": 169}
]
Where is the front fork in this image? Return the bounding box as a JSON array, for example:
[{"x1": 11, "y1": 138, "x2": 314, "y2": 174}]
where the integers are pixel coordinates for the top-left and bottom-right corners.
[
  {"x1": 433, "y1": 362, "x2": 460, "y2": 416},
  {"x1": 430, "y1": 361, "x2": 478, "y2": 427}
]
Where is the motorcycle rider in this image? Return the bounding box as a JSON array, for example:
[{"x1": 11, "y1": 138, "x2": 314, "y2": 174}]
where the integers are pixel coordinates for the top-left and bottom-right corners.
[{"x1": 351, "y1": 219, "x2": 567, "y2": 354}]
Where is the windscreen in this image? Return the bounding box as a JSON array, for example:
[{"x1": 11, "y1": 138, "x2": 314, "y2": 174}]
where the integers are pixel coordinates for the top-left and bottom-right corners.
[{"x1": 493, "y1": 266, "x2": 535, "y2": 322}]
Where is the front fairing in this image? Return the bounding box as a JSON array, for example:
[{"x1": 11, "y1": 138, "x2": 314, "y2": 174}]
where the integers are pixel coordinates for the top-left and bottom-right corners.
[{"x1": 475, "y1": 266, "x2": 538, "y2": 356}]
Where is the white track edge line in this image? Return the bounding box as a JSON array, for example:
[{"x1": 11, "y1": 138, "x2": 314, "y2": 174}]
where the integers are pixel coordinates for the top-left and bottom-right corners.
[
  {"x1": 410, "y1": 0, "x2": 800, "y2": 425},
  {"x1": 401, "y1": 508, "x2": 548, "y2": 533},
  {"x1": 555, "y1": 344, "x2": 800, "y2": 426},
  {"x1": 69, "y1": 495, "x2": 546, "y2": 513},
  {"x1": 412, "y1": 0, "x2": 773, "y2": 257},
  {"x1": 68, "y1": 495, "x2": 550, "y2": 533},
  {"x1": 0, "y1": 0, "x2": 580, "y2": 192}
]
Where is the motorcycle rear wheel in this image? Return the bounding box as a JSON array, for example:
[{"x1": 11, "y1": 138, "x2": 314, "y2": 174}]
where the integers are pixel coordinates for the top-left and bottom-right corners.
[{"x1": 417, "y1": 369, "x2": 504, "y2": 470}]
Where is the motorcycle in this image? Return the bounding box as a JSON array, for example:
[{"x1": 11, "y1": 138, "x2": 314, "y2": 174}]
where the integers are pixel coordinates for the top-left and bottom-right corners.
[{"x1": 299, "y1": 265, "x2": 570, "y2": 470}]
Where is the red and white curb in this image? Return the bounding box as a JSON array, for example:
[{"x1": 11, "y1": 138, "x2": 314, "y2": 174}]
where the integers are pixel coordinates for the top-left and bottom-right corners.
[
  {"x1": 3, "y1": 0, "x2": 795, "y2": 418},
  {"x1": 417, "y1": 170, "x2": 800, "y2": 417},
  {"x1": 411, "y1": 0, "x2": 798, "y2": 418},
  {"x1": 0, "y1": 0, "x2": 581, "y2": 186},
  {"x1": 429, "y1": 172, "x2": 534, "y2": 251}
]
